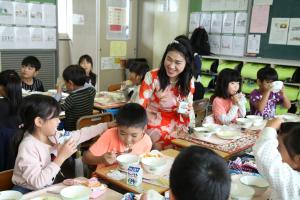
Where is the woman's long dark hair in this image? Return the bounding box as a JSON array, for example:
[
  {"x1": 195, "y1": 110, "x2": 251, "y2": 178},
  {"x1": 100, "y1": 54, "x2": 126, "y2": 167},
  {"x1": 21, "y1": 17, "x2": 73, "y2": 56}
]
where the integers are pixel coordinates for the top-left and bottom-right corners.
[
  {"x1": 13, "y1": 94, "x2": 61, "y2": 155},
  {"x1": 158, "y1": 38, "x2": 193, "y2": 97},
  {"x1": 0, "y1": 70, "x2": 22, "y2": 113}
]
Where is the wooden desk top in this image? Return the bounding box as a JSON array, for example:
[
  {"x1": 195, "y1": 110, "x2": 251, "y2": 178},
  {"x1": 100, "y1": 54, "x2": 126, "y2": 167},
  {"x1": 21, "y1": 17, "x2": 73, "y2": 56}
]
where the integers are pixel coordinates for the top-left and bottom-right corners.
[
  {"x1": 172, "y1": 138, "x2": 232, "y2": 160},
  {"x1": 95, "y1": 149, "x2": 179, "y2": 194},
  {"x1": 94, "y1": 102, "x2": 126, "y2": 110},
  {"x1": 22, "y1": 178, "x2": 123, "y2": 200}
]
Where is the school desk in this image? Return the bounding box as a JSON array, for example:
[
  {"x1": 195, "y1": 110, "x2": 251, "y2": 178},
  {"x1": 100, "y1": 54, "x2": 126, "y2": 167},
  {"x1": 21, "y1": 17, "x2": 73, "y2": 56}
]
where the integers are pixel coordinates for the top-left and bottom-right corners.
[
  {"x1": 95, "y1": 149, "x2": 179, "y2": 194},
  {"x1": 22, "y1": 177, "x2": 122, "y2": 200},
  {"x1": 171, "y1": 138, "x2": 233, "y2": 159}
]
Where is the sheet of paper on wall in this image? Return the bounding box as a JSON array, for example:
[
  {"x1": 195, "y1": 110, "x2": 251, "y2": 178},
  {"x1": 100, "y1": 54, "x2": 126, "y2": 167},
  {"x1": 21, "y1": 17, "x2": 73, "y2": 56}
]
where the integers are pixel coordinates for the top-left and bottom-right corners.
[
  {"x1": 15, "y1": 27, "x2": 30, "y2": 49},
  {"x1": 254, "y1": 0, "x2": 273, "y2": 5},
  {"x1": 232, "y1": 36, "x2": 246, "y2": 56},
  {"x1": 43, "y1": 28, "x2": 56, "y2": 49},
  {"x1": 202, "y1": 0, "x2": 225, "y2": 11},
  {"x1": 73, "y1": 14, "x2": 84, "y2": 25},
  {"x1": 200, "y1": 13, "x2": 211, "y2": 32},
  {"x1": 225, "y1": 0, "x2": 248, "y2": 11},
  {"x1": 287, "y1": 18, "x2": 300, "y2": 46},
  {"x1": 234, "y1": 12, "x2": 247, "y2": 34},
  {"x1": 14, "y1": 2, "x2": 28, "y2": 26},
  {"x1": 220, "y1": 35, "x2": 233, "y2": 55},
  {"x1": 250, "y1": 5, "x2": 270, "y2": 33},
  {"x1": 101, "y1": 57, "x2": 121, "y2": 70},
  {"x1": 0, "y1": 1, "x2": 14, "y2": 25},
  {"x1": 110, "y1": 41, "x2": 127, "y2": 57},
  {"x1": 211, "y1": 13, "x2": 223, "y2": 33},
  {"x1": 222, "y1": 12, "x2": 235, "y2": 34},
  {"x1": 189, "y1": 12, "x2": 201, "y2": 33},
  {"x1": 0, "y1": 26, "x2": 15, "y2": 49},
  {"x1": 29, "y1": 27, "x2": 43, "y2": 49},
  {"x1": 209, "y1": 34, "x2": 221, "y2": 54},
  {"x1": 43, "y1": 4, "x2": 56, "y2": 27},
  {"x1": 29, "y1": 3, "x2": 43, "y2": 26},
  {"x1": 269, "y1": 18, "x2": 290, "y2": 45},
  {"x1": 247, "y1": 34, "x2": 261, "y2": 53},
  {"x1": 108, "y1": 7, "x2": 126, "y2": 26}
]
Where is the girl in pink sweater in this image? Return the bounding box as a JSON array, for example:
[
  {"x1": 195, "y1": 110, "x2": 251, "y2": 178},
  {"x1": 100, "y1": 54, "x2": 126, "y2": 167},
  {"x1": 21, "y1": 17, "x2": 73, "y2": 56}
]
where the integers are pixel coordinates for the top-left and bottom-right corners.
[
  {"x1": 12, "y1": 94, "x2": 115, "y2": 193},
  {"x1": 212, "y1": 68, "x2": 246, "y2": 125}
]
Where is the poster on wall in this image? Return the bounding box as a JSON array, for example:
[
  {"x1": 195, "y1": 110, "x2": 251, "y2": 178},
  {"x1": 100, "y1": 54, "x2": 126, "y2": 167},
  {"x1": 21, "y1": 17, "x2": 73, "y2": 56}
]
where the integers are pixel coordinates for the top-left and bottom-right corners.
[
  {"x1": 0, "y1": 1, "x2": 14, "y2": 25},
  {"x1": 14, "y1": 2, "x2": 29, "y2": 25},
  {"x1": 210, "y1": 13, "x2": 223, "y2": 33},
  {"x1": 189, "y1": 12, "x2": 201, "y2": 33},
  {"x1": 220, "y1": 35, "x2": 233, "y2": 55},
  {"x1": 269, "y1": 18, "x2": 289, "y2": 45},
  {"x1": 15, "y1": 27, "x2": 30, "y2": 49},
  {"x1": 287, "y1": 18, "x2": 300, "y2": 46},
  {"x1": 247, "y1": 34, "x2": 261, "y2": 53},
  {"x1": 29, "y1": 3, "x2": 43, "y2": 26},
  {"x1": 222, "y1": 12, "x2": 235, "y2": 34},
  {"x1": 209, "y1": 34, "x2": 221, "y2": 54},
  {"x1": 106, "y1": 0, "x2": 131, "y2": 40},
  {"x1": 30, "y1": 27, "x2": 43, "y2": 48},
  {"x1": 43, "y1": 28, "x2": 56, "y2": 49},
  {"x1": 234, "y1": 12, "x2": 247, "y2": 34},
  {"x1": 232, "y1": 36, "x2": 245, "y2": 56},
  {"x1": 43, "y1": 4, "x2": 56, "y2": 27},
  {"x1": 0, "y1": 26, "x2": 15, "y2": 49},
  {"x1": 199, "y1": 12, "x2": 211, "y2": 32}
]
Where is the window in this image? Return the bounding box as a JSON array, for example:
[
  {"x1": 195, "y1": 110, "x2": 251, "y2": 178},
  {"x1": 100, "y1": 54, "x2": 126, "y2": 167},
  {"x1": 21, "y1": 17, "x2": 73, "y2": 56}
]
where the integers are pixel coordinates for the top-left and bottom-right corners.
[{"x1": 58, "y1": 0, "x2": 73, "y2": 39}]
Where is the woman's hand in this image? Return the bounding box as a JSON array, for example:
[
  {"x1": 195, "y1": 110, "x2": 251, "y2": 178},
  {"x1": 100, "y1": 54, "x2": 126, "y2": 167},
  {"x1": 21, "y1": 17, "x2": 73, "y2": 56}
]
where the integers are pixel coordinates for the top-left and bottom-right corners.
[{"x1": 266, "y1": 118, "x2": 283, "y2": 130}]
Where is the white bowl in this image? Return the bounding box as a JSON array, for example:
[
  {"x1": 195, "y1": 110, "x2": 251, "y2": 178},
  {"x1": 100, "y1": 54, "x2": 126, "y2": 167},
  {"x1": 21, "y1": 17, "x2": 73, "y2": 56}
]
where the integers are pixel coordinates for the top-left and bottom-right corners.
[
  {"x1": 60, "y1": 185, "x2": 91, "y2": 200},
  {"x1": 202, "y1": 123, "x2": 222, "y2": 132},
  {"x1": 48, "y1": 89, "x2": 57, "y2": 94},
  {"x1": 32, "y1": 196, "x2": 61, "y2": 200},
  {"x1": 271, "y1": 81, "x2": 283, "y2": 93},
  {"x1": 0, "y1": 190, "x2": 23, "y2": 200},
  {"x1": 216, "y1": 130, "x2": 241, "y2": 140},
  {"x1": 240, "y1": 176, "x2": 269, "y2": 196},
  {"x1": 281, "y1": 114, "x2": 300, "y2": 122},
  {"x1": 236, "y1": 118, "x2": 253, "y2": 128},
  {"x1": 230, "y1": 183, "x2": 255, "y2": 200},
  {"x1": 117, "y1": 154, "x2": 140, "y2": 170},
  {"x1": 246, "y1": 115, "x2": 263, "y2": 125},
  {"x1": 141, "y1": 157, "x2": 167, "y2": 174},
  {"x1": 193, "y1": 127, "x2": 214, "y2": 137}
]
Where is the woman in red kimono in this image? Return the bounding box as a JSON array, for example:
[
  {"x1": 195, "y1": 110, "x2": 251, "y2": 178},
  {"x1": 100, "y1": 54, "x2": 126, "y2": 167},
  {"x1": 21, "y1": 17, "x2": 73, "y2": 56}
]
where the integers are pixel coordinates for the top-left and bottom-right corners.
[{"x1": 136, "y1": 38, "x2": 195, "y2": 150}]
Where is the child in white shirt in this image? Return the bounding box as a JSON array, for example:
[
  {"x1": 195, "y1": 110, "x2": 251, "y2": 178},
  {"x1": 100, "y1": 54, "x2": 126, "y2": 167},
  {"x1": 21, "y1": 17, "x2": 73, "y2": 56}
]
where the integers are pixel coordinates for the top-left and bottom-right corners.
[{"x1": 253, "y1": 118, "x2": 300, "y2": 200}]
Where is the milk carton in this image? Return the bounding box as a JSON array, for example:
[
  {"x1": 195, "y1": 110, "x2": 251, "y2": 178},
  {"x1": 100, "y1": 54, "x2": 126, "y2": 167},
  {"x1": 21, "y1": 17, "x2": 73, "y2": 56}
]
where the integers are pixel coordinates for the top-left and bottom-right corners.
[
  {"x1": 127, "y1": 165, "x2": 143, "y2": 186},
  {"x1": 56, "y1": 129, "x2": 72, "y2": 144}
]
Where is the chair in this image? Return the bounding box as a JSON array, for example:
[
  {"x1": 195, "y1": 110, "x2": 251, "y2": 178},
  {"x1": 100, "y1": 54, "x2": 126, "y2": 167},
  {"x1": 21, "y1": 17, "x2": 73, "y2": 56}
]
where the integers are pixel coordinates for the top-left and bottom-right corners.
[
  {"x1": 0, "y1": 169, "x2": 13, "y2": 191},
  {"x1": 193, "y1": 98, "x2": 210, "y2": 126},
  {"x1": 107, "y1": 83, "x2": 121, "y2": 92},
  {"x1": 76, "y1": 113, "x2": 113, "y2": 177}
]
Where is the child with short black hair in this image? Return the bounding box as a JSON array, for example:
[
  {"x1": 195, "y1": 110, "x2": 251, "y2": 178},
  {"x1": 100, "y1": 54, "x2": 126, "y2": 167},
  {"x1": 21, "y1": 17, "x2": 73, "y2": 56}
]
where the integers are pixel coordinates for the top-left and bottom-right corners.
[
  {"x1": 20, "y1": 56, "x2": 44, "y2": 92},
  {"x1": 253, "y1": 118, "x2": 300, "y2": 199},
  {"x1": 212, "y1": 68, "x2": 246, "y2": 124},
  {"x1": 122, "y1": 62, "x2": 150, "y2": 102},
  {"x1": 78, "y1": 54, "x2": 96, "y2": 87},
  {"x1": 58, "y1": 65, "x2": 96, "y2": 131},
  {"x1": 82, "y1": 103, "x2": 152, "y2": 170},
  {"x1": 250, "y1": 66, "x2": 291, "y2": 119},
  {"x1": 12, "y1": 94, "x2": 114, "y2": 193}
]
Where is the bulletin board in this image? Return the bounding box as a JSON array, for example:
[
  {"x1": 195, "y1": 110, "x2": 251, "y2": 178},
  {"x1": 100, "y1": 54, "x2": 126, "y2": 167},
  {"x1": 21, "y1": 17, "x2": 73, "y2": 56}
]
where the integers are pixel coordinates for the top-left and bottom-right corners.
[
  {"x1": 258, "y1": 0, "x2": 300, "y2": 60},
  {"x1": 189, "y1": 0, "x2": 300, "y2": 60},
  {"x1": 0, "y1": 0, "x2": 57, "y2": 50}
]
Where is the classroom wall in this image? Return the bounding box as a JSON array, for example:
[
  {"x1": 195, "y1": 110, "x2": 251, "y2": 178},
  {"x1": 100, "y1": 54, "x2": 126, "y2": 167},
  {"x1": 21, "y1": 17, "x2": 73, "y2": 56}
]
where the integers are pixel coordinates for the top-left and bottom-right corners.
[{"x1": 152, "y1": 0, "x2": 189, "y2": 68}]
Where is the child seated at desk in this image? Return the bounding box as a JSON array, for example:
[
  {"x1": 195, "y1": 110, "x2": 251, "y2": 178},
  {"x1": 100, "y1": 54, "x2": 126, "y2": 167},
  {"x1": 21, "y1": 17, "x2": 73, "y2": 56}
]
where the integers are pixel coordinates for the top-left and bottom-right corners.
[
  {"x1": 56, "y1": 65, "x2": 96, "y2": 131},
  {"x1": 20, "y1": 56, "x2": 45, "y2": 92},
  {"x1": 12, "y1": 94, "x2": 115, "y2": 193},
  {"x1": 121, "y1": 62, "x2": 149, "y2": 102},
  {"x1": 82, "y1": 103, "x2": 152, "y2": 170},
  {"x1": 249, "y1": 66, "x2": 291, "y2": 119},
  {"x1": 253, "y1": 118, "x2": 300, "y2": 200}
]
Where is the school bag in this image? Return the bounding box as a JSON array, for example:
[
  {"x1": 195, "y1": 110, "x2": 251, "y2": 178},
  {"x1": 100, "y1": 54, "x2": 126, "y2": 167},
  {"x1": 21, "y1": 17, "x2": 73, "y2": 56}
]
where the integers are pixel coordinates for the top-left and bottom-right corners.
[{"x1": 190, "y1": 27, "x2": 211, "y2": 56}]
